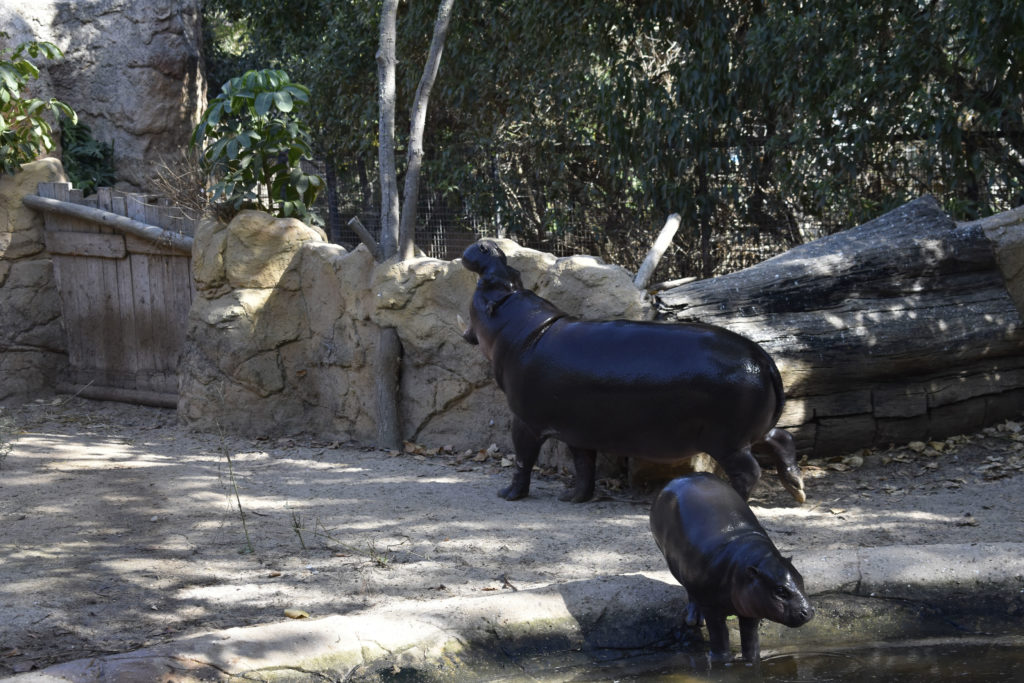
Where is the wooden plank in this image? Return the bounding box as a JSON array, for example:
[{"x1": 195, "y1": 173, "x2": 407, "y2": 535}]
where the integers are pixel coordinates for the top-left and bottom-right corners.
[
  {"x1": 127, "y1": 193, "x2": 148, "y2": 223},
  {"x1": 53, "y1": 253, "x2": 95, "y2": 383},
  {"x1": 97, "y1": 250, "x2": 129, "y2": 389},
  {"x1": 57, "y1": 382, "x2": 178, "y2": 408},
  {"x1": 148, "y1": 254, "x2": 174, "y2": 377},
  {"x1": 129, "y1": 251, "x2": 157, "y2": 391},
  {"x1": 114, "y1": 236, "x2": 141, "y2": 388},
  {"x1": 22, "y1": 194, "x2": 193, "y2": 254},
  {"x1": 96, "y1": 187, "x2": 113, "y2": 212},
  {"x1": 123, "y1": 232, "x2": 187, "y2": 256},
  {"x1": 44, "y1": 231, "x2": 126, "y2": 258}
]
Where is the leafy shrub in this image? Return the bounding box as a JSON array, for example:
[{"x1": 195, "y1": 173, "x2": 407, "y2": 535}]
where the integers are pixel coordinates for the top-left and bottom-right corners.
[
  {"x1": 190, "y1": 68, "x2": 322, "y2": 223},
  {"x1": 0, "y1": 32, "x2": 76, "y2": 175},
  {"x1": 60, "y1": 115, "x2": 115, "y2": 195}
]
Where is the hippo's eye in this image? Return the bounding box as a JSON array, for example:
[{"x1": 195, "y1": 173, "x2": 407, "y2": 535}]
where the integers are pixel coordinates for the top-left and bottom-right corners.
[{"x1": 774, "y1": 586, "x2": 790, "y2": 599}]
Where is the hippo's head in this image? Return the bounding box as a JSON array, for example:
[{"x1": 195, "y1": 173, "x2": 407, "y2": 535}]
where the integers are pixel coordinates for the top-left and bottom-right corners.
[
  {"x1": 461, "y1": 240, "x2": 523, "y2": 293},
  {"x1": 733, "y1": 555, "x2": 814, "y2": 628},
  {"x1": 460, "y1": 240, "x2": 524, "y2": 346}
]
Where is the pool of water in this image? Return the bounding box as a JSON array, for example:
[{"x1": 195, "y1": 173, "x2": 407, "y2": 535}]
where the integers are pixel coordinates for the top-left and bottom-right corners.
[{"x1": 560, "y1": 639, "x2": 1023, "y2": 682}]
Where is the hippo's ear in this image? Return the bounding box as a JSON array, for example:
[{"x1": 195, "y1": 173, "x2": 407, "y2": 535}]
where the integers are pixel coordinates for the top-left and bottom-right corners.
[{"x1": 507, "y1": 263, "x2": 523, "y2": 290}]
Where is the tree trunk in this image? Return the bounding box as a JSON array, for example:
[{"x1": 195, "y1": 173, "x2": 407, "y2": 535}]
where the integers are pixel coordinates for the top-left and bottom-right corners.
[
  {"x1": 372, "y1": 0, "x2": 455, "y2": 450},
  {"x1": 376, "y1": 0, "x2": 400, "y2": 259},
  {"x1": 374, "y1": 0, "x2": 403, "y2": 450},
  {"x1": 655, "y1": 196, "x2": 1024, "y2": 456}
]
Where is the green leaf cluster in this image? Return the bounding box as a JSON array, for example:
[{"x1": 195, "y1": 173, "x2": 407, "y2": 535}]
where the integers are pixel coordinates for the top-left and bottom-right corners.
[
  {"x1": 190, "y1": 68, "x2": 323, "y2": 223},
  {"x1": 60, "y1": 115, "x2": 115, "y2": 195},
  {"x1": 0, "y1": 32, "x2": 77, "y2": 175}
]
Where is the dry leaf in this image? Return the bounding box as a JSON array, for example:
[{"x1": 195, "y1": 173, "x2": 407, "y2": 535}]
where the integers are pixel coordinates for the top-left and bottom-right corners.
[{"x1": 284, "y1": 608, "x2": 309, "y2": 619}]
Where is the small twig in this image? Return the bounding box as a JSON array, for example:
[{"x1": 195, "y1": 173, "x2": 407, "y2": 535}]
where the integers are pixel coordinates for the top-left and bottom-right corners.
[
  {"x1": 218, "y1": 426, "x2": 254, "y2": 555},
  {"x1": 499, "y1": 573, "x2": 518, "y2": 592},
  {"x1": 291, "y1": 511, "x2": 307, "y2": 550}
]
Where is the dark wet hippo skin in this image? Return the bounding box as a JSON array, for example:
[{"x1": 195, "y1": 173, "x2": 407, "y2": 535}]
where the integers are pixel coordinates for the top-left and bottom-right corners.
[
  {"x1": 650, "y1": 473, "x2": 814, "y2": 662},
  {"x1": 460, "y1": 240, "x2": 805, "y2": 504}
]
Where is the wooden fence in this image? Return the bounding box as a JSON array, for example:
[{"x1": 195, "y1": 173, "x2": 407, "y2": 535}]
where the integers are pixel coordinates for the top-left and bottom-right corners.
[{"x1": 23, "y1": 183, "x2": 197, "y2": 408}]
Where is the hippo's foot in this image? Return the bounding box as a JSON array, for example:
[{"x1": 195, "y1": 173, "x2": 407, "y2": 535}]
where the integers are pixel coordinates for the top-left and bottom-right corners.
[
  {"x1": 757, "y1": 428, "x2": 806, "y2": 504},
  {"x1": 498, "y1": 482, "x2": 529, "y2": 500},
  {"x1": 557, "y1": 487, "x2": 594, "y2": 503},
  {"x1": 778, "y1": 466, "x2": 806, "y2": 504}
]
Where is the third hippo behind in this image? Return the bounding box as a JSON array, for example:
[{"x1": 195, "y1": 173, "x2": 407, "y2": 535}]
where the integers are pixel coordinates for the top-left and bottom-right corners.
[
  {"x1": 650, "y1": 473, "x2": 814, "y2": 662},
  {"x1": 460, "y1": 239, "x2": 805, "y2": 504}
]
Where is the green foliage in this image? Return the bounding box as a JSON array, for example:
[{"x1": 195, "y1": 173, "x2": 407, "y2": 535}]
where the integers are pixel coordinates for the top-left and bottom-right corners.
[
  {"x1": 60, "y1": 115, "x2": 115, "y2": 195},
  {"x1": 190, "y1": 68, "x2": 323, "y2": 223},
  {"x1": 0, "y1": 32, "x2": 77, "y2": 175},
  {"x1": 203, "y1": 1, "x2": 1024, "y2": 276}
]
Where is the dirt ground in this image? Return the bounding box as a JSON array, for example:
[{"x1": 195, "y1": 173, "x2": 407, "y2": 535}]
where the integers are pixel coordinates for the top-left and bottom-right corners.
[{"x1": 1, "y1": 396, "x2": 1023, "y2": 677}]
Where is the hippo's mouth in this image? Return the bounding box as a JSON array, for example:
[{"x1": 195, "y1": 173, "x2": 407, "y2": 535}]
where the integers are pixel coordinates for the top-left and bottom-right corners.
[{"x1": 785, "y1": 604, "x2": 815, "y2": 627}]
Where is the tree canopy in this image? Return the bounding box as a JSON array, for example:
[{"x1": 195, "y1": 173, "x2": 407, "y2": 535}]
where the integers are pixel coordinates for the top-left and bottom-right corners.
[{"x1": 203, "y1": 0, "x2": 1024, "y2": 278}]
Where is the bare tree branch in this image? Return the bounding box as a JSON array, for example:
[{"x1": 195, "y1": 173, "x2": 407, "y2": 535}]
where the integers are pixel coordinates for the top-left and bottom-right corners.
[
  {"x1": 347, "y1": 216, "x2": 381, "y2": 259},
  {"x1": 634, "y1": 213, "x2": 681, "y2": 289},
  {"x1": 398, "y1": 0, "x2": 457, "y2": 260}
]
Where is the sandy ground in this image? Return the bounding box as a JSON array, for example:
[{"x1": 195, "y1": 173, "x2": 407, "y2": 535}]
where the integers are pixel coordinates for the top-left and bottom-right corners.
[{"x1": 1, "y1": 396, "x2": 1022, "y2": 676}]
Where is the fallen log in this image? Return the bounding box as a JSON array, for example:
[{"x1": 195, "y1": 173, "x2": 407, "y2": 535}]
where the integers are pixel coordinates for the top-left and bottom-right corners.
[{"x1": 655, "y1": 196, "x2": 1024, "y2": 457}]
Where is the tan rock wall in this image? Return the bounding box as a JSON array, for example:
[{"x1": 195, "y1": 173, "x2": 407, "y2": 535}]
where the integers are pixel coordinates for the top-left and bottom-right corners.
[
  {"x1": 179, "y1": 217, "x2": 651, "y2": 456},
  {"x1": 0, "y1": 159, "x2": 68, "y2": 404}
]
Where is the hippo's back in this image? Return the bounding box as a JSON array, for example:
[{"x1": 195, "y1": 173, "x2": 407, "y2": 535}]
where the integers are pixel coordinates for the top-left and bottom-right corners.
[
  {"x1": 650, "y1": 474, "x2": 767, "y2": 589},
  {"x1": 504, "y1": 318, "x2": 782, "y2": 455}
]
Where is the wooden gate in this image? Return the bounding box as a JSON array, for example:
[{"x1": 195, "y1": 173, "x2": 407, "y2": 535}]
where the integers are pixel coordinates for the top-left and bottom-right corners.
[{"x1": 23, "y1": 183, "x2": 197, "y2": 408}]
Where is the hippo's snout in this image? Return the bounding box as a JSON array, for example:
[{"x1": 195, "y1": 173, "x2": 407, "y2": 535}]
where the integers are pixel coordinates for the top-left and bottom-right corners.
[{"x1": 788, "y1": 601, "x2": 814, "y2": 627}]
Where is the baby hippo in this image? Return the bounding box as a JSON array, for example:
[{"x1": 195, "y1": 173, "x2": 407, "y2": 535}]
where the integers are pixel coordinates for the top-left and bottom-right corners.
[{"x1": 650, "y1": 473, "x2": 814, "y2": 662}]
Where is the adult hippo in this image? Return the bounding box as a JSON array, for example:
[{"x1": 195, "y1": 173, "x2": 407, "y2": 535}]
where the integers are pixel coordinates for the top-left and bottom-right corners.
[
  {"x1": 650, "y1": 473, "x2": 814, "y2": 662},
  {"x1": 460, "y1": 240, "x2": 805, "y2": 504}
]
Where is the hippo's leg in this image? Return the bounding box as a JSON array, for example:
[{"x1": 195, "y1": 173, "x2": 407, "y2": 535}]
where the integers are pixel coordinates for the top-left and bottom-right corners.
[
  {"x1": 703, "y1": 611, "x2": 732, "y2": 662},
  {"x1": 716, "y1": 445, "x2": 762, "y2": 501},
  {"x1": 500, "y1": 417, "x2": 542, "y2": 500},
  {"x1": 738, "y1": 616, "x2": 762, "y2": 662},
  {"x1": 755, "y1": 428, "x2": 805, "y2": 504},
  {"x1": 684, "y1": 601, "x2": 704, "y2": 627},
  {"x1": 558, "y1": 446, "x2": 597, "y2": 503}
]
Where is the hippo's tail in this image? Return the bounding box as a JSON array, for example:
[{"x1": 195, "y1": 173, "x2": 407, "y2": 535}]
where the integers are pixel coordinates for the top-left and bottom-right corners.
[{"x1": 767, "y1": 356, "x2": 786, "y2": 429}]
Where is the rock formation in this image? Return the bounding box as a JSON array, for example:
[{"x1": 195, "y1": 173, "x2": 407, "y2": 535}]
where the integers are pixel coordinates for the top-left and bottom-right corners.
[
  {"x1": 1, "y1": 0, "x2": 205, "y2": 192},
  {"x1": 180, "y1": 213, "x2": 649, "y2": 460},
  {"x1": 0, "y1": 159, "x2": 68, "y2": 403}
]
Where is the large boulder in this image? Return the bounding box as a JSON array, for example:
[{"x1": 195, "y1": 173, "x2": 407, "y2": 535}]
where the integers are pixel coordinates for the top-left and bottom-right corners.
[
  {"x1": 0, "y1": 159, "x2": 68, "y2": 404},
  {"x1": 0, "y1": 1, "x2": 205, "y2": 192}
]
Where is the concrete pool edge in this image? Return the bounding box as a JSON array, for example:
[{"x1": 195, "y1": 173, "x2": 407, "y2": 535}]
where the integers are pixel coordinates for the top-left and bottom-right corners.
[{"x1": 7, "y1": 542, "x2": 1024, "y2": 682}]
